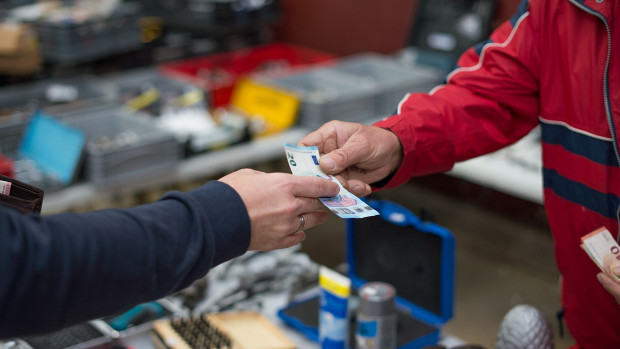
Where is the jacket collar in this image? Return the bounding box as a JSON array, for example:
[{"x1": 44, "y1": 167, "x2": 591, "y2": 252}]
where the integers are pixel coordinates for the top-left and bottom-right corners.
[{"x1": 568, "y1": 0, "x2": 613, "y2": 20}]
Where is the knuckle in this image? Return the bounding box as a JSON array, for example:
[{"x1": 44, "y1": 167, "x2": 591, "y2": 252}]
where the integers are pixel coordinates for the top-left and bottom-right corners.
[
  {"x1": 285, "y1": 204, "x2": 298, "y2": 217},
  {"x1": 333, "y1": 149, "x2": 349, "y2": 163}
]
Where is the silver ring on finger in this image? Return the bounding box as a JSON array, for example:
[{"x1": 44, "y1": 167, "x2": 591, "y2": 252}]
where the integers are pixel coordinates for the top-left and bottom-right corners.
[{"x1": 293, "y1": 214, "x2": 306, "y2": 234}]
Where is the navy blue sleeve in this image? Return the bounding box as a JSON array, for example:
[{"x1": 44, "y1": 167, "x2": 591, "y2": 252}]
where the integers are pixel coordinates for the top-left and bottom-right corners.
[{"x1": 0, "y1": 180, "x2": 250, "y2": 338}]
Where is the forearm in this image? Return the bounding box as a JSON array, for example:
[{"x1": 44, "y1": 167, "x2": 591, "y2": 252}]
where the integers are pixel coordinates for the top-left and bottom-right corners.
[
  {"x1": 374, "y1": 11, "x2": 541, "y2": 188},
  {"x1": 0, "y1": 181, "x2": 250, "y2": 338}
]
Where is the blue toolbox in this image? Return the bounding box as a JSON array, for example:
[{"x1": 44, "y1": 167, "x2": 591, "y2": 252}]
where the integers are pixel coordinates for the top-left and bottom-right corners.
[{"x1": 278, "y1": 199, "x2": 455, "y2": 348}]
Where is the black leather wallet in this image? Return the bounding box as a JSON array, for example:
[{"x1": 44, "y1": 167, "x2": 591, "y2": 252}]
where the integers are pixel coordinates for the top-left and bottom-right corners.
[{"x1": 0, "y1": 174, "x2": 44, "y2": 214}]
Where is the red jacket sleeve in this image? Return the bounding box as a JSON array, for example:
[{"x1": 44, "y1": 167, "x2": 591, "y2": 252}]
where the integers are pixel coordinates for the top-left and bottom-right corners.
[{"x1": 374, "y1": 1, "x2": 541, "y2": 188}]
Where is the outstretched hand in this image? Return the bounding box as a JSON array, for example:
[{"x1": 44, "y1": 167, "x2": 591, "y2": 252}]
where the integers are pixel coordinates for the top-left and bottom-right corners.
[
  {"x1": 299, "y1": 121, "x2": 403, "y2": 197},
  {"x1": 218, "y1": 169, "x2": 340, "y2": 251}
]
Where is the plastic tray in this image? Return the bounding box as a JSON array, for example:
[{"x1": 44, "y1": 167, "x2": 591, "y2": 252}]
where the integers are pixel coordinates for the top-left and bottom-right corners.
[
  {"x1": 102, "y1": 67, "x2": 208, "y2": 116},
  {"x1": 261, "y1": 68, "x2": 376, "y2": 129},
  {"x1": 330, "y1": 54, "x2": 442, "y2": 117},
  {"x1": 61, "y1": 107, "x2": 180, "y2": 185},
  {"x1": 0, "y1": 75, "x2": 114, "y2": 157},
  {"x1": 34, "y1": 3, "x2": 143, "y2": 65},
  {"x1": 0, "y1": 114, "x2": 28, "y2": 158},
  {"x1": 102, "y1": 67, "x2": 248, "y2": 155},
  {"x1": 138, "y1": 0, "x2": 281, "y2": 36},
  {"x1": 160, "y1": 42, "x2": 336, "y2": 108}
]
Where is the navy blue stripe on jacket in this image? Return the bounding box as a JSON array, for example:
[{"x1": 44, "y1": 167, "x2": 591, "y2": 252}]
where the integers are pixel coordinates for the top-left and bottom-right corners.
[
  {"x1": 540, "y1": 121, "x2": 619, "y2": 167},
  {"x1": 511, "y1": 0, "x2": 530, "y2": 26},
  {"x1": 540, "y1": 120, "x2": 619, "y2": 218},
  {"x1": 543, "y1": 168, "x2": 620, "y2": 219},
  {"x1": 469, "y1": 0, "x2": 530, "y2": 60}
]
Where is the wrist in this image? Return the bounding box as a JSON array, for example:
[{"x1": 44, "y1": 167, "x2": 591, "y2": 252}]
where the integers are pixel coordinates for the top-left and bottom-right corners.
[
  {"x1": 371, "y1": 128, "x2": 404, "y2": 188},
  {"x1": 387, "y1": 130, "x2": 404, "y2": 174}
]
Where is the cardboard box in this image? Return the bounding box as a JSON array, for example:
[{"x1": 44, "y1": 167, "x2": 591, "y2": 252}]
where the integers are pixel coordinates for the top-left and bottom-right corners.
[{"x1": 0, "y1": 23, "x2": 41, "y2": 75}]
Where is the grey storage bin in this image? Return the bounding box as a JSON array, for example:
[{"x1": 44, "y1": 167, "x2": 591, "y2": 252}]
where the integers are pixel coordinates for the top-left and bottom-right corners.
[
  {"x1": 62, "y1": 107, "x2": 181, "y2": 185},
  {"x1": 34, "y1": 3, "x2": 142, "y2": 65},
  {"x1": 330, "y1": 53, "x2": 442, "y2": 117},
  {"x1": 264, "y1": 68, "x2": 376, "y2": 130},
  {"x1": 0, "y1": 114, "x2": 28, "y2": 157},
  {"x1": 101, "y1": 67, "x2": 207, "y2": 115},
  {"x1": 0, "y1": 75, "x2": 114, "y2": 157},
  {"x1": 102, "y1": 67, "x2": 248, "y2": 155}
]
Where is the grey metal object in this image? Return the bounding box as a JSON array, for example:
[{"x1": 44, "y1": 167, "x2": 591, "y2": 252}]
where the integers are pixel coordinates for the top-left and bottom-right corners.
[
  {"x1": 496, "y1": 304, "x2": 554, "y2": 349},
  {"x1": 356, "y1": 282, "x2": 397, "y2": 349}
]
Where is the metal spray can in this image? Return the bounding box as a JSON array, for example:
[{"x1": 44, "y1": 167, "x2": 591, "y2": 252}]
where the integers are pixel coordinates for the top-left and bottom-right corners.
[{"x1": 355, "y1": 282, "x2": 397, "y2": 349}]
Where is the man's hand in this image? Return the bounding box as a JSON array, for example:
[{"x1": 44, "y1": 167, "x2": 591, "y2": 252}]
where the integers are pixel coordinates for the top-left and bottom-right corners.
[
  {"x1": 598, "y1": 257, "x2": 620, "y2": 304},
  {"x1": 218, "y1": 169, "x2": 339, "y2": 251},
  {"x1": 299, "y1": 120, "x2": 403, "y2": 196}
]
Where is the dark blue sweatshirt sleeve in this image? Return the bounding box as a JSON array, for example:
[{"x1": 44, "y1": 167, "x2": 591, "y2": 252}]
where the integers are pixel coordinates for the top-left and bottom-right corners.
[{"x1": 0, "y1": 180, "x2": 250, "y2": 339}]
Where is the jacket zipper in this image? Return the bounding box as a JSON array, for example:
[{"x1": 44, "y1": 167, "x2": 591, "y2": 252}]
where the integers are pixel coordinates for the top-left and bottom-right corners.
[{"x1": 566, "y1": 0, "x2": 620, "y2": 240}]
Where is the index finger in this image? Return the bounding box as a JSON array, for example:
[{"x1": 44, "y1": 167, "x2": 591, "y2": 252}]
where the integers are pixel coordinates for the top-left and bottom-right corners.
[
  {"x1": 291, "y1": 175, "x2": 340, "y2": 198},
  {"x1": 299, "y1": 126, "x2": 339, "y2": 155}
]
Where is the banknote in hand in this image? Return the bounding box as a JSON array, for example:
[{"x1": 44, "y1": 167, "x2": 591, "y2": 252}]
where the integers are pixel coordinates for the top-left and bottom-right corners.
[
  {"x1": 284, "y1": 144, "x2": 379, "y2": 219},
  {"x1": 581, "y1": 226, "x2": 620, "y2": 282}
]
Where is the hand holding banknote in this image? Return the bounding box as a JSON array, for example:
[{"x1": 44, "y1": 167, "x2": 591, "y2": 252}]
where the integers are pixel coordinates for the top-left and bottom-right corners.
[
  {"x1": 299, "y1": 120, "x2": 403, "y2": 196},
  {"x1": 581, "y1": 227, "x2": 620, "y2": 304},
  {"x1": 284, "y1": 144, "x2": 379, "y2": 219},
  {"x1": 219, "y1": 169, "x2": 339, "y2": 251},
  {"x1": 598, "y1": 251, "x2": 620, "y2": 304}
]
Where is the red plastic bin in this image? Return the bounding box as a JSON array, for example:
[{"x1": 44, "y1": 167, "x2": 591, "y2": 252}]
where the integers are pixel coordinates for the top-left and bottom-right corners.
[
  {"x1": 0, "y1": 154, "x2": 13, "y2": 178},
  {"x1": 159, "y1": 42, "x2": 337, "y2": 108}
]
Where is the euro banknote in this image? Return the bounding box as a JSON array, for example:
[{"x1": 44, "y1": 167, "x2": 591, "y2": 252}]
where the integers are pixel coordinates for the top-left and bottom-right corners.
[
  {"x1": 581, "y1": 226, "x2": 620, "y2": 281},
  {"x1": 284, "y1": 144, "x2": 379, "y2": 219}
]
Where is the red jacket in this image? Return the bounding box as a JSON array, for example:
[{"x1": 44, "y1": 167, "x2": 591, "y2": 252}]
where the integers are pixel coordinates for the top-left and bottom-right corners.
[{"x1": 375, "y1": 0, "x2": 620, "y2": 347}]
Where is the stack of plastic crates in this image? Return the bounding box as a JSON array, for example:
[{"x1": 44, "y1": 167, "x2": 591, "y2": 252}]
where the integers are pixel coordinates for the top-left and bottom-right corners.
[
  {"x1": 138, "y1": 0, "x2": 280, "y2": 33},
  {"x1": 160, "y1": 42, "x2": 337, "y2": 108},
  {"x1": 0, "y1": 75, "x2": 114, "y2": 188},
  {"x1": 327, "y1": 53, "x2": 442, "y2": 117},
  {"x1": 33, "y1": 2, "x2": 143, "y2": 65},
  {"x1": 101, "y1": 67, "x2": 249, "y2": 156},
  {"x1": 0, "y1": 75, "x2": 114, "y2": 158},
  {"x1": 255, "y1": 67, "x2": 377, "y2": 130},
  {"x1": 253, "y1": 53, "x2": 444, "y2": 129},
  {"x1": 54, "y1": 105, "x2": 181, "y2": 186}
]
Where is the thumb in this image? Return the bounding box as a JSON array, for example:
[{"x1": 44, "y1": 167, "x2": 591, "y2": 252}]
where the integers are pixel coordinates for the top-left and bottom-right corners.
[{"x1": 320, "y1": 142, "x2": 368, "y2": 174}]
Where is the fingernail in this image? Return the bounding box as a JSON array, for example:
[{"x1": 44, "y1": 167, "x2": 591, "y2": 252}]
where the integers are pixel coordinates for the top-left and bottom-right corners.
[{"x1": 321, "y1": 156, "x2": 335, "y2": 170}]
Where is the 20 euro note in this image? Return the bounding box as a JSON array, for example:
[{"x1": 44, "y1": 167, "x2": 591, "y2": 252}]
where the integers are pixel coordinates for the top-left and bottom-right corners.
[
  {"x1": 284, "y1": 144, "x2": 379, "y2": 219},
  {"x1": 581, "y1": 227, "x2": 620, "y2": 282}
]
